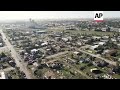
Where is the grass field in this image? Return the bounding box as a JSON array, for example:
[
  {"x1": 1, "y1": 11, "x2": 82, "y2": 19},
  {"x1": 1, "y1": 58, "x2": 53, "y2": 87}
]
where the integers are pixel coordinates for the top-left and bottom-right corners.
[
  {"x1": 48, "y1": 29, "x2": 119, "y2": 36},
  {"x1": 112, "y1": 74, "x2": 120, "y2": 79}
]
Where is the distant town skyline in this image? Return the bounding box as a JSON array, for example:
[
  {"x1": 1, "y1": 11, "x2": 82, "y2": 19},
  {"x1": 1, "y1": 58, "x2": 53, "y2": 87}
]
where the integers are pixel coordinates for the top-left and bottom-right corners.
[{"x1": 0, "y1": 11, "x2": 120, "y2": 21}]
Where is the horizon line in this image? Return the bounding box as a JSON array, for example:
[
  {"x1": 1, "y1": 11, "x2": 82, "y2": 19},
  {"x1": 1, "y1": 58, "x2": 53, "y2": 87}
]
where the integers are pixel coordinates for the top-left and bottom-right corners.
[{"x1": 0, "y1": 17, "x2": 120, "y2": 22}]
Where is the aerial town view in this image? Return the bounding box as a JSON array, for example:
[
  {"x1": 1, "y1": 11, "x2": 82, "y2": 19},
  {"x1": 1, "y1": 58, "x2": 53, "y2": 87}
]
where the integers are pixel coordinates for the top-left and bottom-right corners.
[{"x1": 0, "y1": 11, "x2": 120, "y2": 79}]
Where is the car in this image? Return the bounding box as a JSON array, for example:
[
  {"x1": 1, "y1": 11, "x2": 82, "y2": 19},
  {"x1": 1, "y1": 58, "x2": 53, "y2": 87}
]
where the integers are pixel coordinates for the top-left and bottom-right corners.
[{"x1": 8, "y1": 61, "x2": 16, "y2": 67}]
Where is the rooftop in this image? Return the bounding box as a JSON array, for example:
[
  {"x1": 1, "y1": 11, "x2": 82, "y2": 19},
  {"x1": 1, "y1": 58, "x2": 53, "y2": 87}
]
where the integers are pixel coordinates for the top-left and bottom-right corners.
[{"x1": 0, "y1": 71, "x2": 6, "y2": 79}]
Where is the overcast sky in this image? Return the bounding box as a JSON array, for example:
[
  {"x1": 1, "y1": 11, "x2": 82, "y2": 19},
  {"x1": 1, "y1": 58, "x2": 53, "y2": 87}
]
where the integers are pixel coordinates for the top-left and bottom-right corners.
[{"x1": 0, "y1": 11, "x2": 119, "y2": 21}]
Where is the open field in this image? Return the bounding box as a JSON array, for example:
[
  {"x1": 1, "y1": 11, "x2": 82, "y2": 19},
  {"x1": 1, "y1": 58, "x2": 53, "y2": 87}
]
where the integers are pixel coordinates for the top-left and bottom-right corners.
[{"x1": 48, "y1": 29, "x2": 119, "y2": 36}]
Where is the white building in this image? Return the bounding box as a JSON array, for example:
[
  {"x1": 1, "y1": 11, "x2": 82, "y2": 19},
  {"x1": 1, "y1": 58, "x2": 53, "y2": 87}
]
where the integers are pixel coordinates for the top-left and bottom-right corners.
[
  {"x1": 35, "y1": 31, "x2": 47, "y2": 34},
  {"x1": 90, "y1": 45, "x2": 99, "y2": 50},
  {"x1": 77, "y1": 42, "x2": 82, "y2": 46},
  {"x1": 102, "y1": 49, "x2": 110, "y2": 55},
  {"x1": 31, "y1": 49, "x2": 38, "y2": 54},
  {"x1": 117, "y1": 36, "x2": 120, "y2": 40},
  {"x1": 0, "y1": 72, "x2": 6, "y2": 79},
  {"x1": 92, "y1": 36, "x2": 101, "y2": 39},
  {"x1": 101, "y1": 28, "x2": 106, "y2": 32},
  {"x1": 98, "y1": 42, "x2": 105, "y2": 45},
  {"x1": 0, "y1": 43, "x2": 3, "y2": 47},
  {"x1": 73, "y1": 51, "x2": 80, "y2": 55},
  {"x1": 62, "y1": 38, "x2": 68, "y2": 42},
  {"x1": 67, "y1": 36, "x2": 72, "y2": 41},
  {"x1": 41, "y1": 42, "x2": 48, "y2": 46},
  {"x1": 33, "y1": 62, "x2": 39, "y2": 67},
  {"x1": 117, "y1": 44, "x2": 120, "y2": 47},
  {"x1": 111, "y1": 38, "x2": 117, "y2": 42},
  {"x1": 111, "y1": 27, "x2": 120, "y2": 32},
  {"x1": 102, "y1": 36, "x2": 109, "y2": 39}
]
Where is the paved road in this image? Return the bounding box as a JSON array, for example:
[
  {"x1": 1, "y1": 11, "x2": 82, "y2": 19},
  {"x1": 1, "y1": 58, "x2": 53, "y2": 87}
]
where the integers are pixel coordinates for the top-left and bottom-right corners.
[
  {"x1": 78, "y1": 49, "x2": 117, "y2": 66},
  {"x1": 0, "y1": 29, "x2": 32, "y2": 79}
]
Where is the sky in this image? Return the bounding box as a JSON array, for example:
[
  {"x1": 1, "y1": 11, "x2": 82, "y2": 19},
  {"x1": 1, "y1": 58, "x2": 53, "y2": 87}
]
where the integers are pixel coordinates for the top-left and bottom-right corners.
[{"x1": 0, "y1": 11, "x2": 120, "y2": 21}]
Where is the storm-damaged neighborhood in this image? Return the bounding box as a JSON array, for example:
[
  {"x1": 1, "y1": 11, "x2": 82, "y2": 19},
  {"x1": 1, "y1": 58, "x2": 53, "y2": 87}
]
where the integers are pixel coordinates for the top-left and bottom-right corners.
[{"x1": 0, "y1": 11, "x2": 120, "y2": 79}]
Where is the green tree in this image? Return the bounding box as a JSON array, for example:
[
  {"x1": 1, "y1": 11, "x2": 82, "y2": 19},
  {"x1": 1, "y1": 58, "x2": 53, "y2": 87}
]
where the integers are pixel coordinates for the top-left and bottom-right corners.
[
  {"x1": 34, "y1": 69, "x2": 43, "y2": 78},
  {"x1": 38, "y1": 59, "x2": 42, "y2": 64},
  {"x1": 70, "y1": 53, "x2": 74, "y2": 59},
  {"x1": 1, "y1": 52, "x2": 6, "y2": 58}
]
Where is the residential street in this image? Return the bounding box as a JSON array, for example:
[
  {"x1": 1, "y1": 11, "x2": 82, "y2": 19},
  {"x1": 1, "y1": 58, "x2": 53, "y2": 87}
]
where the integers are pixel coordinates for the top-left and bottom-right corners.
[
  {"x1": 0, "y1": 29, "x2": 33, "y2": 79},
  {"x1": 78, "y1": 49, "x2": 117, "y2": 66}
]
